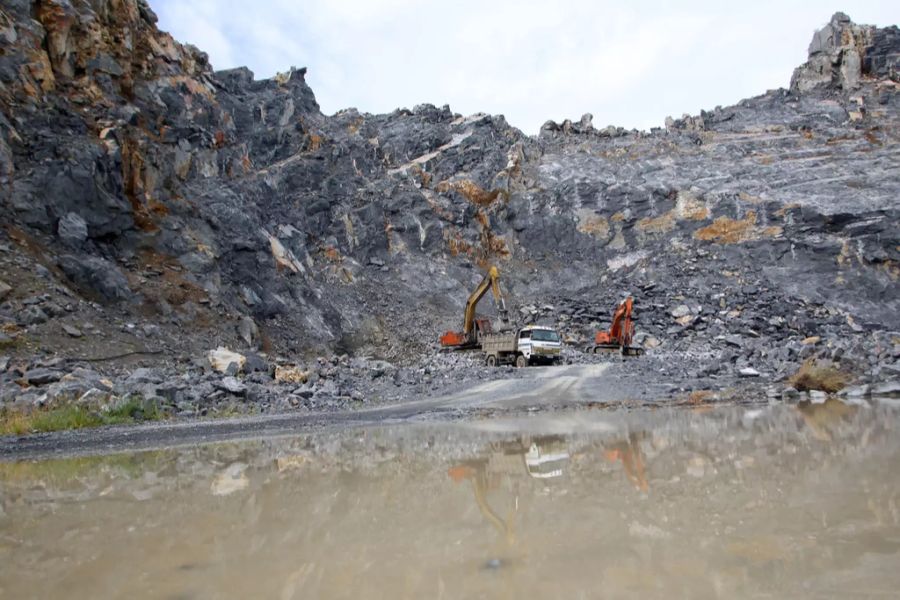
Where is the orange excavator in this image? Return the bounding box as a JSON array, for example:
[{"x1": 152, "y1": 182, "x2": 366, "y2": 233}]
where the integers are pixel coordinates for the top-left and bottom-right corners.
[
  {"x1": 592, "y1": 296, "x2": 644, "y2": 356},
  {"x1": 440, "y1": 265, "x2": 510, "y2": 349}
]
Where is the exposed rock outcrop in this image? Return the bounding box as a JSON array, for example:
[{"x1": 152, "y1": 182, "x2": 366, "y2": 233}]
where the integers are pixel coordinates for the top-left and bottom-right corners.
[
  {"x1": 0, "y1": 4, "x2": 897, "y2": 416},
  {"x1": 791, "y1": 12, "x2": 900, "y2": 92}
]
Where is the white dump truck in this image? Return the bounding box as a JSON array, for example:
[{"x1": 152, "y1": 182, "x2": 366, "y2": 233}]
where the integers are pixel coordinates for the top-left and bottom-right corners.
[{"x1": 481, "y1": 324, "x2": 562, "y2": 367}]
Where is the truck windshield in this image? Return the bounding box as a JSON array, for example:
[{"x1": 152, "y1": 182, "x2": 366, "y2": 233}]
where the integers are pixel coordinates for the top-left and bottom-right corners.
[{"x1": 531, "y1": 330, "x2": 560, "y2": 342}]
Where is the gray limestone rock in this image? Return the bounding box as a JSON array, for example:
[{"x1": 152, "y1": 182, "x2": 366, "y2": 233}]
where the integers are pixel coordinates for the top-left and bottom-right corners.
[
  {"x1": 61, "y1": 323, "x2": 83, "y2": 338},
  {"x1": 23, "y1": 368, "x2": 63, "y2": 386},
  {"x1": 238, "y1": 316, "x2": 259, "y2": 348},
  {"x1": 19, "y1": 306, "x2": 48, "y2": 326},
  {"x1": 57, "y1": 212, "x2": 89, "y2": 247},
  {"x1": 216, "y1": 376, "x2": 247, "y2": 395},
  {"x1": 58, "y1": 255, "x2": 132, "y2": 303}
]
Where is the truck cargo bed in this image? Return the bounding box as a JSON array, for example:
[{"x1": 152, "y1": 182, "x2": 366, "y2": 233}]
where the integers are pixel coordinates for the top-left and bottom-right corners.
[{"x1": 481, "y1": 332, "x2": 517, "y2": 354}]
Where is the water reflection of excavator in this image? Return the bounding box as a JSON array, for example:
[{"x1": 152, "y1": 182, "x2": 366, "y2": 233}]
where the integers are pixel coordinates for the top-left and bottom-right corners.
[
  {"x1": 441, "y1": 266, "x2": 510, "y2": 349},
  {"x1": 448, "y1": 437, "x2": 570, "y2": 544},
  {"x1": 604, "y1": 432, "x2": 649, "y2": 492}
]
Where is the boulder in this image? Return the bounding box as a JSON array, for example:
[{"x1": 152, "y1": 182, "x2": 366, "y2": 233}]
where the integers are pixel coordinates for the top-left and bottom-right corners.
[
  {"x1": 238, "y1": 316, "x2": 258, "y2": 348},
  {"x1": 23, "y1": 368, "x2": 63, "y2": 385},
  {"x1": 208, "y1": 347, "x2": 246, "y2": 373},
  {"x1": 19, "y1": 306, "x2": 48, "y2": 325},
  {"x1": 275, "y1": 365, "x2": 308, "y2": 384},
  {"x1": 215, "y1": 376, "x2": 246, "y2": 395},
  {"x1": 58, "y1": 255, "x2": 132, "y2": 302},
  {"x1": 57, "y1": 212, "x2": 88, "y2": 247}
]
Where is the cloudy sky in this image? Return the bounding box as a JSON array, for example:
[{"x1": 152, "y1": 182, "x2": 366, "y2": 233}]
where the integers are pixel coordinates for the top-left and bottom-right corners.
[{"x1": 154, "y1": 1, "x2": 897, "y2": 134}]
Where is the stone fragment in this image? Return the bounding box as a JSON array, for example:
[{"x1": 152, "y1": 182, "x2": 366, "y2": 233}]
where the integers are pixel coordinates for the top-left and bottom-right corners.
[
  {"x1": 208, "y1": 347, "x2": 246, "y2": 373},
  {"x1": 839, "y1": 384, "x2": 870, "y2": 399},
  {"x1": 61, "y1": 323, "x2": 83, "y2": 337},
  {"x1": 216, "y1": 376, "x2": 246, "y2": 395},
  {"x1": 76, "y1": 388, "x2": 114, "y2": 410},
  {"x1": 724, "y1": 335, "x2": 744, "y2": 348},
  {"x1": 57, "y1": 212, "x2": 88, "y2": 246},
  {"x1": 23, "y1": 368, "x2": 63, "y2": 385},
  {"x1": 127, "y1": 368, "x2": 164, "y2": 384},
  {"x1": 782, "y1": 387, "x2": 800, "y2": 400},
  {"x1": 243, "y1": 353, "x2": 270, "y2": 374},
  {"x1": 0, "y1": 280, "x2": 11, "y2": 302},
  {"x1": 871, "y1": 381, "x2": 900, "y2": 398},
  {"x1": 275, "y1": 365, "x2": 308, "y2": 384},
  {"x1": 238, "y1": 316, "x2": 258, "y2": 347},
  {"x1": 293, "y1": 386, "x2": 314, "y2": 400},
  {"x1": 738, "y1": 367, "x2": 761, "y2": 378},
  {"x1": 671, "y1": 305, "x2": 691, "y2": 319},
  {"x1": 809, "y1": 390, "x2": 828, "y2": 403},
  {"x1": 19, "y1": 306, "x2": 48, "y2": 325}
]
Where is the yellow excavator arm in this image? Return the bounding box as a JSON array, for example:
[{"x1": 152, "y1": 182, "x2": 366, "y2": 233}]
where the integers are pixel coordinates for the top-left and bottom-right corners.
[
  {"x1": 463, "y1": 266, "x2": 508, "y2": 335},
  {"x1": 441, "y1": 265, "x2": 510, "y2": 347}
]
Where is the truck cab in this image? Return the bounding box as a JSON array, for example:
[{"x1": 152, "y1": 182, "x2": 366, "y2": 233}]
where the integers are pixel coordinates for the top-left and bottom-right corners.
[{"x1": 517, "y1": 325, "x2": 562, "y2": 365}]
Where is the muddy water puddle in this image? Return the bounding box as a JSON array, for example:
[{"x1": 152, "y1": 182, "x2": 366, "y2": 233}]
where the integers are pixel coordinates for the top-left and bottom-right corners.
[{"x1": 1, "y1": 398, "x2": 899, "y2": 599}]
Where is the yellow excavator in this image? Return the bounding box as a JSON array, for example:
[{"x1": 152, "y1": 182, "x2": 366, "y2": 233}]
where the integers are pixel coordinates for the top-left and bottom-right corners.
[{"x1": 441, "y1": 265, "x2": 510, "y2": 349}]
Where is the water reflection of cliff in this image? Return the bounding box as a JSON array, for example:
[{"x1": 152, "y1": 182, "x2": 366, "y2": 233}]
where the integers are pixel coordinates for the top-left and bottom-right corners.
[{"x1": 0, "y1": 401, "x2": 898, "y2": 598}]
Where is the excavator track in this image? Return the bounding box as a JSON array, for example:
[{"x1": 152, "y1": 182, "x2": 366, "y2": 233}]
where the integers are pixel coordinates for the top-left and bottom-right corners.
[{"x1": 591, "y1": 344, "x2": 645, "y2": 356}]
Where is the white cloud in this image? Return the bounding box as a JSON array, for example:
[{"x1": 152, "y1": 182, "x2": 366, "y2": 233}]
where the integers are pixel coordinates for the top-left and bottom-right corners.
[{"x1": 153, "y1": 0, "x2": 899, "y2": 133}]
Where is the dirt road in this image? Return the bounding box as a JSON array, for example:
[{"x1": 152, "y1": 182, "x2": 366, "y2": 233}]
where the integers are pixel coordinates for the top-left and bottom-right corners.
[{"x1": 0, "y1": 364, "x2": 656, "y2": 460}]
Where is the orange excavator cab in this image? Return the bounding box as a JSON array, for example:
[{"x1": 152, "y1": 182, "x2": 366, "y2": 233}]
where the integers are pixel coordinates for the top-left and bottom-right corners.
[{"x1": 592, "y1": 296, "x2": 644, "y2": 356}]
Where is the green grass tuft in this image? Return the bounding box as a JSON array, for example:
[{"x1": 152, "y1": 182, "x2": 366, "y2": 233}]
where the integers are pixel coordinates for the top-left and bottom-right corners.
[{"x1": 0, "y1": 397, "x2": 164, "y2": 436}]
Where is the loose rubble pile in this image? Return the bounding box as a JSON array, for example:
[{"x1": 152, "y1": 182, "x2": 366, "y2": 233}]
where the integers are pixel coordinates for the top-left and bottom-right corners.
[{"x1": 0, "y1": 5, "x2": 898, "y2": 423}]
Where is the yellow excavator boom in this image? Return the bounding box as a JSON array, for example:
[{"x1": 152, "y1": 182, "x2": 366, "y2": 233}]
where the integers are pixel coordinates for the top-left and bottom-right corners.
[
  {"x1": 441, "y1": 265, "x2": 509, "y2": 347},
  {"x1": 463, "y1": 266, "x2": 507, "y2": 335}
]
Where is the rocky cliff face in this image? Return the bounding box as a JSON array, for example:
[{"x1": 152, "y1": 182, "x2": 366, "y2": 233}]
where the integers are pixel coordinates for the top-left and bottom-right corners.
[{"x1": 0, "y1": 3, "x2": 898, "y2": 405}]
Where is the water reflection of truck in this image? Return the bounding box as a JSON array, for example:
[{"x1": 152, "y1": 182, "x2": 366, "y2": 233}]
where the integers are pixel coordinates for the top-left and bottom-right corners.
[
  {"x1": 523, "y1": 439, "x2": 570, "y2": 478},
  {"x1": 482, "y1": 325, "x2": 562, "y2": 368},
  {"x1": 448, "y1": 437, "x2": 571, "y2": 544}
]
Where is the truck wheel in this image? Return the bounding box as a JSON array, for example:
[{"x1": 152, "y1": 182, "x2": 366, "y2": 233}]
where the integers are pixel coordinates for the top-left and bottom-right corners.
[
  {"x1": 516, "y1": 355, "x2": 528, "y2": 368},
  {"x1": 486, "y1": 355, "x2": 497, "y2": 367}
]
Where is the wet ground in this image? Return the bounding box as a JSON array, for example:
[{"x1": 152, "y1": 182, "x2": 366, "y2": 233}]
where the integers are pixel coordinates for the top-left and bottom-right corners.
[
  {"x1": 1, "y1": 393, "x2": 898, "y2": 598},
  {"x1": 0, "y1": 363, "x2": 726, "y2": 460}
]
